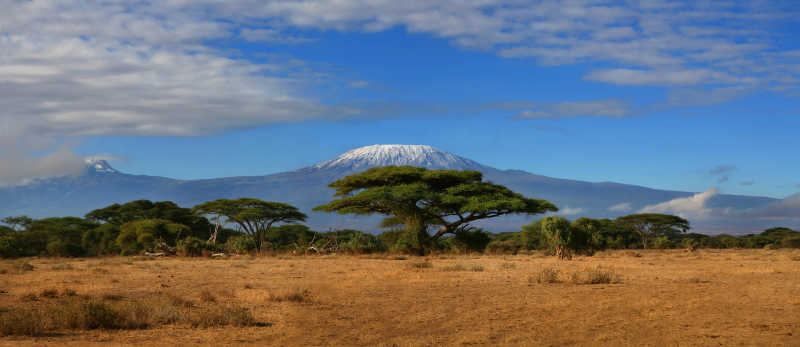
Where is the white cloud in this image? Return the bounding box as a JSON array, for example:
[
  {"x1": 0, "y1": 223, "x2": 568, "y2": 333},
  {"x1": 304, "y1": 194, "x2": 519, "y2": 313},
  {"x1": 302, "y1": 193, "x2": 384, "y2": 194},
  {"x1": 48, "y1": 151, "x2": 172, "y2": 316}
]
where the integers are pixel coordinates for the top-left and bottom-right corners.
[
  {"x1": 609, "y1": 202, "x2": 632, "y2": 212},
  {"x1": 584, "y1": 68, "x2": 743, "y2": 86},
  {"x1": 559, "y1": 207, "x2": 584, "y2": 215},
  {"x1": 239, "y1": 28, "x2": 315, "y2": 43},
  {"x1": 640, "y1": 188, "x2": 718, "y2": 219},
  {"x1": 0, "y1": 145, "x2": 85, "y2": 187},
  {"x1": 740, "y1": 193, "x2": 800, "y2": 221},
  {"x1": 516, "y1": 99, "x2": 631, "y2": 119}
]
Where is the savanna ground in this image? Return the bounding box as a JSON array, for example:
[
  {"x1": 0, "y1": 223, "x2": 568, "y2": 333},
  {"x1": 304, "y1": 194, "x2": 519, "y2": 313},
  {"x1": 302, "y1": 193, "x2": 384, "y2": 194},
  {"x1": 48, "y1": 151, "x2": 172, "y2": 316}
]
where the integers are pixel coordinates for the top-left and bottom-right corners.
[{"x1": 1, "y1": 249, "x2": 799, "y2": 346}]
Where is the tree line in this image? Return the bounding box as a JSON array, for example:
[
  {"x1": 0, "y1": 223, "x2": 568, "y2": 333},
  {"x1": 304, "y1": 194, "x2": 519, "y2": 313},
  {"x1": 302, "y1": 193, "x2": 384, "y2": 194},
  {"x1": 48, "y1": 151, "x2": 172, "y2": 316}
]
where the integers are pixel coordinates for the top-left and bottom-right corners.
[{"x1": 1, "y1": 166, "x2": 798, "y2": 258}]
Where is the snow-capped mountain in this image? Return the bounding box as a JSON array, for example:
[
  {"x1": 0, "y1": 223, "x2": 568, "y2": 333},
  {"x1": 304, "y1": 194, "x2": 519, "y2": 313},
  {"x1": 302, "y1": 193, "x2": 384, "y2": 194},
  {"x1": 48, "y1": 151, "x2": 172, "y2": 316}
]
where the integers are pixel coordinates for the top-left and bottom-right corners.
[
  {"x1": 311, "y1": 145, "x2": 486, "y2": 172},
  {"x1": 0, "y1": 144, "x2": 783, "y2": 233},
  {"x1": 85, "y1": 158, "x2": 118, "y2": 174}
]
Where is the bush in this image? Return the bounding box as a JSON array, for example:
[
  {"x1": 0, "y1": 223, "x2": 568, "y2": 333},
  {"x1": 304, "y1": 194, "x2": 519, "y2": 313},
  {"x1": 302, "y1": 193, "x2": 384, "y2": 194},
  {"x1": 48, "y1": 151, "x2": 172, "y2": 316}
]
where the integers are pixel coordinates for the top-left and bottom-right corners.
[
  {"x1": 225, "y1": 235, "x2": 258, "y2": 254},
  {"x1": 780, "y1": 235, "x2": 800, "y2": 248},
  {"x1": 4, "y1": 293, "x2": 260, "y2": 334},
  {"x1": 441, "y1": 264, "x2": 484, "y2": 272},
  {"x1": 532, "y1": 267, "x2": 560, "y2": 284},
  {"x1": 485, "y1": 240, "x2": 521, "y2": 255},
  {"x1": 448, "y1": 228, "x2": 492, "y2": 254},
  {"x1": 408, "y1": 261, "x2": 433, "y2": 269},
  {"x1": 177, "y1": 237, "x2": 209, "y2": 257},
  {"x1": 191, "y1": 304, "x2": 255, "y2": 328},
  {"x1": 0, "y1": 308, "x2": 47, "y2": 336},
  {"x1": 570, "y1": 267, "x2": 621, "y2": 284},
  {"x1": 268, "y1": 289, "x2": 312, "y2": 303},
  {"x1": 652, "y1": 236, "x2": 674, "y2": 249}
]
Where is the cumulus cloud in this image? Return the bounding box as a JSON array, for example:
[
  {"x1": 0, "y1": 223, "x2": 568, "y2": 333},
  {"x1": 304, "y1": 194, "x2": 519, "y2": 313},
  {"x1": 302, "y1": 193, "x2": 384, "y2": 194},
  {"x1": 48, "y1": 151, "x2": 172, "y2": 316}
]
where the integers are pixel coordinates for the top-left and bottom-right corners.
[
  {"x1": 515, "y1": 99, "x2": 631, "y2": 119},
  {"x1": 609, "y1": 202, "x2": 633, "y2": 212},
  {"x1": 0, "y1": 1, "x2": 357, "y2": 185},
  {"x1": 640, "y1": 189, "x2": 718, "y2": 219}
]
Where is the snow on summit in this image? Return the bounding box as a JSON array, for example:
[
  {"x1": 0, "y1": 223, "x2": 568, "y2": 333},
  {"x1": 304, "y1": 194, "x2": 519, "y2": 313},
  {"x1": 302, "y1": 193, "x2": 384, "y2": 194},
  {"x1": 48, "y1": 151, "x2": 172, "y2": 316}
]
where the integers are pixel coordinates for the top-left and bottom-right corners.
[
  {"x1": 84, "y1": 157, "x2": 118, "y2": 173},
  {"x1": 312, "y1": 145, "x2": 485, "y2": 171}
]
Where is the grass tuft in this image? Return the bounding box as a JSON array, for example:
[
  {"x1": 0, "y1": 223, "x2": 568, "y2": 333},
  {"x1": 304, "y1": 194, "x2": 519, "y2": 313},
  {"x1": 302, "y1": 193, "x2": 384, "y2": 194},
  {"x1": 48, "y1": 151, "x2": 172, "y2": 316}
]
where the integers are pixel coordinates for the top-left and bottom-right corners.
[
  {"x1": 269, "y1": 288, "x2": 312, "y2": 303},
  {"x1": 532, "y1": 267, "x2": 561, "y2": 284},
  {"x1": 408, "y1": 261, "x2": 433, "y2": 269},
  {"x1": 52, "y1": 264, "x2": 74, "y2": 271},
  {"x1": 570, "y1": 267, "x2": 622, "y2": 285},
  {"x1": 199, "y1": 289, "x2": 217, "y2": 303},
  {"x1": 0, "y1": 308, "x2": 47, "y2": 336}
]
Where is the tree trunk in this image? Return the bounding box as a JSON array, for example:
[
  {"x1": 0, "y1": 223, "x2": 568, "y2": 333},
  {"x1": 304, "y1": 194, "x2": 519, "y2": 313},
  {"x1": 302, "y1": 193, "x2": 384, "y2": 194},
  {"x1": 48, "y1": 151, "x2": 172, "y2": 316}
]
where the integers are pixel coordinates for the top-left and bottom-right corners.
[{"x1": 403, "y1": 215, "x2": 429, "y2": 256}]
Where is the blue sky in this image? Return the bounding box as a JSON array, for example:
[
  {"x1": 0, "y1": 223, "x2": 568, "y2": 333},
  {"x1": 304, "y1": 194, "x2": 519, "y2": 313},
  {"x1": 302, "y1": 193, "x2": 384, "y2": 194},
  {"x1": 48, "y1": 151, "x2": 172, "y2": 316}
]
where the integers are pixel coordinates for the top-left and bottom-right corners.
[{"x1": 3, "y1": 1, "x2": 800, "y2": 199}]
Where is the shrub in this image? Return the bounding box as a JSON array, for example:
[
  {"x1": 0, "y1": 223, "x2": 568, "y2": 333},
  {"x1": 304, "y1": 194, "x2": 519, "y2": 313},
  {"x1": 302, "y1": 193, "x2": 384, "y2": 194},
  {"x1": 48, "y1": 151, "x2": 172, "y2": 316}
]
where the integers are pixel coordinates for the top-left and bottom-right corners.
[
  {"x1": 485, "y1": 240, "x2": 521, "y2": 255},
  {"x1": 780, "y1": 235, "x2": 800, "y2": 248},
  {"x1": 441, "y1": 264, "x2": 467, "y2": 272},
  {"x1": 500, "y1": 262, "x2": 517, "y2": 270},
  {"x1": 225, "y1": 235, "x2": 258, "y2": 254},
  {"x1": 52, "y1": 263, "x2": 74, "y2": 271},
  {"x1": 177, "y1": 237, "x2": 208, "y2": 257},
  {"x1": 84, "y1": 301, "x2": 122, "y2": 329},
  {"x1": 532, "y1": 267, "x2": 560, "y2": 284},
  {"x1": 570, "y1": 267, "x2": 621, "y2": 285},
  {"x1": 40, "y1": 289, "x2": 60, "y2": 298},
  {"x1": 408, "y1": 261, "x2": 433, "y2": 269},
  {"x1": 13, "y1": 261, "x2": 35, "y2": 273},
  {"x1": 191, "y1": 304, "x2": 255, "y2": 328},
  {"x1": 0, "y1": 308, "x2": 47, "y2": 336},
  {"x1": 268, "y1": 289, "x2": 312, "y2": 303},
  {"x1": 199, "y1": 289, "x2": 216, "y2": 303}
]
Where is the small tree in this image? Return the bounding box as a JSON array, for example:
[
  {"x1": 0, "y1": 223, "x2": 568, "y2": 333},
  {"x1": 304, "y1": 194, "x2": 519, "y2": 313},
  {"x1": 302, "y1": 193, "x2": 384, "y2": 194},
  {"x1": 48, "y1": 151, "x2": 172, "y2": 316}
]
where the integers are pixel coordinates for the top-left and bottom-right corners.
[
  {"x1": 540, "y1": 216, "x2": 579, "y2": 259},
  {"x1": 615, "y1": 214, "x2": 690, "y2": 249},
  {"x1": 193, "y1": 198, "x2": 306, "y2": 251}
]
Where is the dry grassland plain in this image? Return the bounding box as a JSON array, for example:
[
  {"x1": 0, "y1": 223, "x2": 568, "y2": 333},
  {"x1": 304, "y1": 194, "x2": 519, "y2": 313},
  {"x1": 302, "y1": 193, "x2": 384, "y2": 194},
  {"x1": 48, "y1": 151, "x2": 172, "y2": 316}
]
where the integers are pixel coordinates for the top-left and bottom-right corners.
[{"x1": 1, "y1": 249, "x2": 799, "y2": 346}]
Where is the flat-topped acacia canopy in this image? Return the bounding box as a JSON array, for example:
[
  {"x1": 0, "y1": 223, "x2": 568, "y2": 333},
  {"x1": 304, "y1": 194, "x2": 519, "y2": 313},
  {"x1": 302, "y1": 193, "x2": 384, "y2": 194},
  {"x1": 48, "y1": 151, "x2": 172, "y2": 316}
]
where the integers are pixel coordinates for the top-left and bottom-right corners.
[{"x1": 314, "y1": 166, "x2": 558, "y2": 240}]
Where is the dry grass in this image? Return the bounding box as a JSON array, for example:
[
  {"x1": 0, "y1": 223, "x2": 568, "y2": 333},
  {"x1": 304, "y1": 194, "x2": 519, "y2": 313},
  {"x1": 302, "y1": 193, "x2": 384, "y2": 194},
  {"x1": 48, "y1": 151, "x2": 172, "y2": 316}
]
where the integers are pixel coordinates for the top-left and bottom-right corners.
[
  {"x1": 1, "y1": 249, "x2": 799, "y2": 346},
  {"x1": 532, "y1": 267, "x2": 561, "y2": 284},
  {"x1": 569, "y1": 267, "x2": 622, "y2": 284},
  {"x1": 441, "y1": 264, "x2": 484, "y2": 272},
  {"x1": 268, "y1": 289, "x2": 312, "y2": 303}
]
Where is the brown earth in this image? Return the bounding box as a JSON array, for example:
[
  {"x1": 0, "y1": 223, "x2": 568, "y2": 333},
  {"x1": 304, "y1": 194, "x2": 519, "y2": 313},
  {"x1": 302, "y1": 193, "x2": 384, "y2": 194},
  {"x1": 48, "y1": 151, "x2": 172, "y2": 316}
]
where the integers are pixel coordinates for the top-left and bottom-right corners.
[{"x1": 1, "y1": 249, "x2": 799, "y2": 346}]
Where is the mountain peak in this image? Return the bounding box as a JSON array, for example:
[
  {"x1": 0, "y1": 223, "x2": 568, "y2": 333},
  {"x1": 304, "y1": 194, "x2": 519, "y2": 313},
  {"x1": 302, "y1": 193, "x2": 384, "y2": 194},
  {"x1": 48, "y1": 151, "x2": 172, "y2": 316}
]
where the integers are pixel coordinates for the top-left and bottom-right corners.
[
  {"x1": 311, "y1": 144, "x2": 486, "y2": 172},
  {"x1": 84, "y1": 157, "x2": 118, "y2": 174}
]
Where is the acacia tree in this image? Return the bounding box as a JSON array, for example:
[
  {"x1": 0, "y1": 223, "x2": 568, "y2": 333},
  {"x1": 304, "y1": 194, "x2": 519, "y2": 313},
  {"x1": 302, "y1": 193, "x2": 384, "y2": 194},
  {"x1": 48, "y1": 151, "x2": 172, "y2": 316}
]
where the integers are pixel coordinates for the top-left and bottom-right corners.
[
  {"x1": 192, "y1": 198, "x2": 306, "y2": 250},
  {"x1": 314, "y1": 166, "x2": 557, "y2": 253},
  {"x1": 86, "y1": 200, "x2": 211, "y2": 239},
  {"x1": 615, "y1": 213, "x2": 690, "y2": 249}
]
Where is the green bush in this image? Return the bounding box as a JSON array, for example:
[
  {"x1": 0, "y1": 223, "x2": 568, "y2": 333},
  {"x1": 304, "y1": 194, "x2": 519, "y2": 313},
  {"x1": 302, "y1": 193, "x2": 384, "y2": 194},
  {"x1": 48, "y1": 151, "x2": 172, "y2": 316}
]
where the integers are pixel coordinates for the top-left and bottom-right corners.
[
  {"x1": 652, "y1": 236, "x2": 674, "y2": 249},
  {"x1": 780, "y1": 235, "x2": 800, "y2": 248},
  {"x1": 225, "y1": 235, "x2": 258, "y2": 254},
  {"x1": 177, "y1": 237, "x2": 209, "y2": 257},
  {"x1": 485, "y1": 240, "x2": 521, "y2": 254}
]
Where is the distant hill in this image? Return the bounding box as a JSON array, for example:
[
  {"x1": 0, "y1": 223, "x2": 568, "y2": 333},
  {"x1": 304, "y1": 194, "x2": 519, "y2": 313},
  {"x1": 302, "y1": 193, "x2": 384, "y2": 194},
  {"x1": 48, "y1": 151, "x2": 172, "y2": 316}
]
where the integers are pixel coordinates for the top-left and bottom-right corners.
[{"x1": 0, "y1": 145, "x2": 777, "y2": 233}]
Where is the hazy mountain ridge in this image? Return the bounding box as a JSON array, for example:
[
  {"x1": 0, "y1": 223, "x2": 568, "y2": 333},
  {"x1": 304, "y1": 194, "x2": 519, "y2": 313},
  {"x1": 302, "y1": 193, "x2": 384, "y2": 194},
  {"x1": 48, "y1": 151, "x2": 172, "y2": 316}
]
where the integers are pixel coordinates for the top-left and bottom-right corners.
[{"x1": 0, "y1": 145, "x2": 779, "y2": 233}]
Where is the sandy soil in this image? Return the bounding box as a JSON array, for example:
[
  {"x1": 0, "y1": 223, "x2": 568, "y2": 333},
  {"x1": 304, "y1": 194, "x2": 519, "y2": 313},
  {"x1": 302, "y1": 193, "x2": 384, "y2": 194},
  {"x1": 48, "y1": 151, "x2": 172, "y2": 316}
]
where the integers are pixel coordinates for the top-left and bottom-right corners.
[{"x1": 1, "y1": 249, "x2": 799, "y2": 346}]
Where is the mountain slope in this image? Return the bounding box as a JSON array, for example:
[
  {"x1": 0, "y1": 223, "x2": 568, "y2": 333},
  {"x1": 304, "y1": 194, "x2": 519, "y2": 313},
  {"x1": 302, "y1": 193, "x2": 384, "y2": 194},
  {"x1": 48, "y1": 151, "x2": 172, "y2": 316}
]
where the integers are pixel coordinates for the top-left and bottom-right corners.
[{"x1": 0, "y1": 145, "x2": 779, "y2": 233}]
